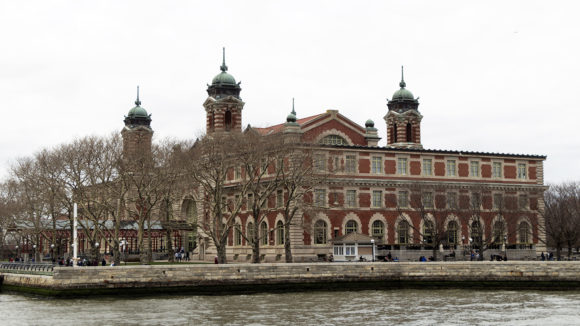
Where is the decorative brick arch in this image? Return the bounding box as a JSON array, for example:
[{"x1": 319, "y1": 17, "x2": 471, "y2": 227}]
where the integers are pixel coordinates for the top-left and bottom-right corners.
[
  {"x1": 342, "y1": 212, "x2": 362, "y2": 234},
  {"x1": 311, "y1": 212, "x2": 332, "y2": 245},
  {"x1": 368, "y1": 213, "x2": 388, "y2": 242},
  {"x1": 468, "y1": 215, "x2": 486, "y2": 242},
  {"x1": 516, "y1": 216, "x2": 533, "y2": 244},
  {"x1": 315, "y1": 129, "x2": 354, "y2": 146},
  {"x1": 395, "y1": 213, "x2": 414, "y2": 244},
  {"x1": 418, "y1": 213, "x2": 435, "y2": 243}
]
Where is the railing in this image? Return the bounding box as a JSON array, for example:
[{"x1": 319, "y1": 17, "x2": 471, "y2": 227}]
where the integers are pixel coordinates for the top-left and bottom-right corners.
[{"x1": 0, "y1": 262, "x2": 54, "y2": 274}]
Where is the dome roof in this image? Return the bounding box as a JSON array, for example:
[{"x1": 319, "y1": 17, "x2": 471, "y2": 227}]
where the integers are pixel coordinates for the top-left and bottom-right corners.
[
  {"x1": 212, "y1": 71, "x2": 237, "y2": 86},
  {"x1": 392, "y1": 86, "x2": 415, "y2": 101},
  {"x1": 365, "y1": 119, "x2": 375, "y2": 128},
  {"x1": 391, "y1": 66, "x2": 415, "y2": 101},
  {"x1": 128, "y1": 104, "x2": 149, "y2": 118}
]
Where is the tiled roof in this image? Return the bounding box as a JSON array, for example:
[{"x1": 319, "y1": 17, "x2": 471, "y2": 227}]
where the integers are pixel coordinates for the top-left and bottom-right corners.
[{"x1": 252, "y1": 113, "x2": 324, "y2": 135}]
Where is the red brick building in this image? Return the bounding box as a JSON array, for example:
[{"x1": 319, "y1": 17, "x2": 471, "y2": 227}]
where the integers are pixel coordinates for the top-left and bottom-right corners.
[{"x1": 190, "y1": 53, "x2": 546, "y2": 262}]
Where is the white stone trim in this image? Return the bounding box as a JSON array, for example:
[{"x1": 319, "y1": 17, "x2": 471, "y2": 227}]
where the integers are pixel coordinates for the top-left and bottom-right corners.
[
  {"x1": 368, "y1": 213, "x2": 387, "y2": 242},
  {"x1": 315, "y1": 129, "x2": 354, "y2": 146},
  {"x1": 342, "y1": 212, "x2": 362, "y2": 234}
]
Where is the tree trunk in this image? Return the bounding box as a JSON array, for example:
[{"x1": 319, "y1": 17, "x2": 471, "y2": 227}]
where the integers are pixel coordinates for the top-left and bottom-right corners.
[
  {"x1": 252, "y1": 220, "x2": 261, "y2": 263},
  {"x1": 432, "y1": 246, "x2": 438, "y2": 262},
  {"x1": 138, "y1": 218, "x2": 147, "y2": 264},
  {"x1": 556, "y1": 244, "x2": 562, "y2": 261},
  {"x1": 284, "y1": 224, "x2": 293, "y2": 263},
  {"x1": 252, "y1": 240, "x2": 260, "y2": 263},
  {"x1": 113, "y1": 242, "x2": 121, "y2": 266},
  {"x1": 147, "y1": 216, "x2": 153, "y2": 263},
  {"x1": 216, "y1": 242, "x2": 227, "y2": 264},
  {"x1": 166, "y1": 229, "x2": 174, "y2": 262}
]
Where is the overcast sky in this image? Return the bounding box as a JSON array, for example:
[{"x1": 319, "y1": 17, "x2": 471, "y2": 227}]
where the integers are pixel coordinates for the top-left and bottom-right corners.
[{"x1": 0, "y1": 1, "x2": 578, "y2": 184}]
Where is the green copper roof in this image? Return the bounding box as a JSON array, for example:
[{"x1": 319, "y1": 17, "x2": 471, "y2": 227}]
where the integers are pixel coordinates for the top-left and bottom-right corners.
[
  {"x1": 391, "y1": 66, "x2": 415, "y2": 101},
  {"x1": 127, "y1": 86, "x2": 149, "y2": 118},
  {"x1": 211, "y1": 47, "x2": 237, "y2": 86},
  {"x1": 286, "y1": 98, "x2": 298, "y2": 124}
]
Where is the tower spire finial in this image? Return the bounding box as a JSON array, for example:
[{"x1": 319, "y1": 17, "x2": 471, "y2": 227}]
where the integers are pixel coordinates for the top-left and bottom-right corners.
[
  {"x1": 399, "y1": 66, "x2": 406, "y2": 88},
  {"x1": 135, "y1": 85, "x2": 141, "y2": 106},
  {"x1": 292, "y1": 97, "x2": 296, "y2": 115},
  {"x1": 220, "y1": 47, "x2": 228, "y2": 72}
]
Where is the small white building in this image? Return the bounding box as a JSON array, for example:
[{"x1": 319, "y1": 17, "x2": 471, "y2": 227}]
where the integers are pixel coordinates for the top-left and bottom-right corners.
[{"x1": 331, "y1": 233, "x2": 377, "y2": 262}]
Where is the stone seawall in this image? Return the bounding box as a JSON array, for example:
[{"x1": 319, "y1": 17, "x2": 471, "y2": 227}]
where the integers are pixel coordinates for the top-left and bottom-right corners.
[{"x1": 2, "y1": 261, "x2": 580, "y2": 296}]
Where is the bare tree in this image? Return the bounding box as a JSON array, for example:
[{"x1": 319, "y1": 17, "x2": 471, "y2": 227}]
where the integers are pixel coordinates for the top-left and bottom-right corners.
[
  {"x1": 543, "y1": 182, "x2": 580, "y2": 260},
  {"x1": 182, "y1": 133, "x2": 251, "y2": 264}
]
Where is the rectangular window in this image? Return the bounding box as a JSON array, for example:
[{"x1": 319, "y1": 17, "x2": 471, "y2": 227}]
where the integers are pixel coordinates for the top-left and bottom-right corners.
[
  {"x1": 345, "y1": 155, "x2": 357, "y2": 173},
  {"x1": 371, "y1": 156, "x2": 382, "y2": 174},
  {"x1": 471, "y1": 193, "x2": 481, "y2": 209},
  {"x1": 470, "y1": 161, "x2": 480, "y2": 177},
  {"x1": 247, "y1": 194, "x2": 254, "y2": 209},
  {"x1": 345, "y1": 245, "x2": 356, "y2": 256},
  {"x1": 519, "y1": 194, "x2": 528, "y2": 209},
  {"x1": 235, "y1": 166, "x2": 241, "y2": 180},
  {"x1": 517, "y1": 163, "x2": 527, "y2": 179},
  {"x1": 314, "y1": 154, "x2": 326, "y2": 172},
  {"x1": 333, "y1": 157, "x2": 340, "y2": 172},
  {"x1": 314, "y1": 189, "x2": 326, "y2": 207},
  {"x1": 422, "y1": 192, "x2": 433, "y2": 208},
  {"x1": 333, "y1": 246, "x2": 344, "y2": 256},
  {"x1": 372, "y1": 190, "x2": 382, "y2": 208},
  {"x1": 447, "y1": 192, "x2": 458, "y2": 209},
  {"x1": 447, "y1": 160, "x2": 456, "y2": 176},
  {"x1": 397, "y1": 158, "x2": 408, "y2": 175},
  {"x1": 277, "y1": 190, "x2": 284, "y2": 208},
  {"x1": 423, "y1": 159, "x2": 432, "y2": 176},
  {"x1": 493, "y1": 162, "x2": 502, "y2": 178},
  {"x1": 398, "y1": 191, "x2": 409, "y2": 208},
  {"x1": 493, "y1": 193, "x2": 503, "y2": 210},
  {"x1": 346, "y1": 190, "x2": 357, "y2": 208}
]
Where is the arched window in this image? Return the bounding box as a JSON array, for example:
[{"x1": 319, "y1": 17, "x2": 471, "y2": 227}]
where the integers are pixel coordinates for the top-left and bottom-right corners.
[
  {"x1": 314, "y1": 220, "x2": 327, "y2": 244},
  {"x1": 320, "y1": 135, "x2": 347, "y2": 146},
  {"x1": 423, "y1": 220, "x2": 434, "y2": 244},
  {"x1": 493, "y1": 220, "x2": 506, "y2": 243},
  {"x1": 393, "y1": 124, "x2": 398, "y2": 142},
  {"x1": 276, "y1": 220, "x2": 285, "y2": 245},
  {"x1": 181, "y1": 198, "x2": 197, "y2": 223},
  {"x1": 260, "y1": 222, "x2": 268, "y2": 246},
  {"x1": 406, "y1": 123, "x2": 413, "y2": 142},
  {"x1": 247, "y1": 222, "x2": 254, "y2": 245},
  {"x1": 398, "y1": 220, "x2": 409, "y2": 244},
  {"x1": 447, "y1": 221, "x2": 458, "y2": 244},
  {"x1": 224, "y1": 110, "x2": 232, "y2": 131},
  {"x1": 519, "y1": 221, "x2": 530, "y2": 244},
  {"x1": 234, "y1": 223, "x2": 242, "y2": 246},
  {"x1": 345, "y1": 220, "x2": 358, "y2": 234},
  {"x1": 372, "y1": 220, "x2": 385, "y2": 241}
]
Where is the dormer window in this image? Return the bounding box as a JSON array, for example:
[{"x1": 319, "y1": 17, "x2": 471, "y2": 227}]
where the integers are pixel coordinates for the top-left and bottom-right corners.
[{"x1": 320, "y1": 135, "x2": 347, "y2": 145}]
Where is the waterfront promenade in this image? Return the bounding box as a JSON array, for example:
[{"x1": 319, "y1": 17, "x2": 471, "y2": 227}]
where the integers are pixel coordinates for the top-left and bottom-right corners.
[{"x1": 2, "y1": 261, "x2": 580, "y2": 296}]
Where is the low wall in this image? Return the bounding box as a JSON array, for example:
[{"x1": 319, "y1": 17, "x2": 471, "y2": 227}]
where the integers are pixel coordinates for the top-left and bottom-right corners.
[{"x1": 2, "y1": 261, "x2": 580, "y2": 296}]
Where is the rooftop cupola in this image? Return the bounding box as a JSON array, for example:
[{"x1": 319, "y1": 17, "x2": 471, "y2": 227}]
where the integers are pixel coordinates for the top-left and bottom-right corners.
[
  {"x1": 124, "y1": 86, "x2": 152, "y2": 128},
  {"x1": 387, "y1": 66, "x2": 419, "y2": 113},
  {"x1": 207, "y1": 47, "x2": 241, "y2": 99},
  {"x1": 384, "y1": 67, "x2": 423, "y2": 149}
]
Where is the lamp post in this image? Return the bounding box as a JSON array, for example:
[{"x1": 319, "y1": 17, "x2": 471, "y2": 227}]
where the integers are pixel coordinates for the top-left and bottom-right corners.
[
  {"x1": 50, "y1": 244, "x2": 55, "y2": 262},
  {"x1": 120, "y1": 239, "x2": 127, "y2": 265},
  {"x1": 95, "y1": 241, "x2": 100, "y2": 263},
  {"x1": 504, "y1": 235, "x2": 508, "y2": 260},
  {"x1": 462, "y1": 235, "x2": 465, "y2": 260},
  {"x1": 15, "y1": 245, "x2": 19, "y2": 262},
  {"x1": 371, "y1": 239, "x2": 375, "y2": 262},
  {"x1": 32, "y1": 244, "x2": 37, "y2": 262}
]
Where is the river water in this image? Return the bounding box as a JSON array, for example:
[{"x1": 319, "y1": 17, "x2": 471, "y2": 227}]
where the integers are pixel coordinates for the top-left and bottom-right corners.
[{"x1": 1, "y1": 288, "x2": 580, "y2": 325}]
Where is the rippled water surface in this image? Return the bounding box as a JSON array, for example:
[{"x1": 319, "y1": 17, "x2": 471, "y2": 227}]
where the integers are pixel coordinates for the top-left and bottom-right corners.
[{"x1": 2, "y1": 288, "x2": 580, "y2": 325}]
